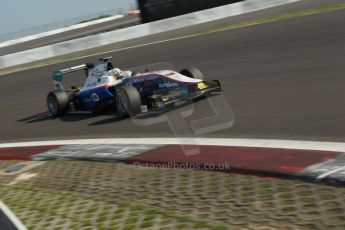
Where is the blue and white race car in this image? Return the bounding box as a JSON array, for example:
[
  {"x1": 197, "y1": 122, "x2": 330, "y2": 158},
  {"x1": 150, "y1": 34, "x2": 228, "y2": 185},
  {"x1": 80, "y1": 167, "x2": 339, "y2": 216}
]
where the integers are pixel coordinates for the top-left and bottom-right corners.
[{"x1": 47, "y1": 57, "x2": 222, "y2": 117}]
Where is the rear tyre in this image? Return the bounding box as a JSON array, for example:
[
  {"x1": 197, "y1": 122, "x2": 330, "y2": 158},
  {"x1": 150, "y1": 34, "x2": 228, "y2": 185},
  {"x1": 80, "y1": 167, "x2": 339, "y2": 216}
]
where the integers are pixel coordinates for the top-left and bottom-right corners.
[
  {"x1": 47, "y1": 91, "x2": 70, "y2": 116},
  {"x1": 180, "y1": 67, "x2": 203, "y2": 79},
  {"x1": 115, "y1": 85, "x2": 142, "y2": 117}
]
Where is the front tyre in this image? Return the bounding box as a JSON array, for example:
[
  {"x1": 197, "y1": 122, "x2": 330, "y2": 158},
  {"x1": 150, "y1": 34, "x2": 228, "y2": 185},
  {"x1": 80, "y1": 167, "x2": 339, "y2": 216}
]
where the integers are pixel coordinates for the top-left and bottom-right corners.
[
  {"x1": 180, "y1": 67, "x2": 203, "y2": 79},
  {"x1": 47, "y1": 91, "x2": 70, "y2": 116},
  {"x1": 115, "y1": 85, "x2": 142, "y2": 117}
]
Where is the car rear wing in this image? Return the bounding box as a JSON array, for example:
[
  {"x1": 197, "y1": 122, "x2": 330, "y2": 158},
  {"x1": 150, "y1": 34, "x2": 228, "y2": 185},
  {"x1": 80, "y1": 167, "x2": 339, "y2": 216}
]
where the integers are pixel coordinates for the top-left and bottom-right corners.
[
  {"x1": 52, "y1": 65, "x2": 88, "y2": 91},
  {"x1": 51, "y1": 56, "x2": 113, "y2": 91},
  {"x1": 60, "y1": 64, "x2": 88, "y2": 74},
  {"x1": 53, "y1": 64, "x2": 87, "y2": 81}
]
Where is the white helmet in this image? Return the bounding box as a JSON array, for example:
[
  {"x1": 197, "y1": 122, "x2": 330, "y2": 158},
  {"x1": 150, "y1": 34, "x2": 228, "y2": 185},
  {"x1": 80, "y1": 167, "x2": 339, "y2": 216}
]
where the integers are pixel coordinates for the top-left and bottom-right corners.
[{"x1": 109, "y1": 68, "x2": 121, "y2": 76}]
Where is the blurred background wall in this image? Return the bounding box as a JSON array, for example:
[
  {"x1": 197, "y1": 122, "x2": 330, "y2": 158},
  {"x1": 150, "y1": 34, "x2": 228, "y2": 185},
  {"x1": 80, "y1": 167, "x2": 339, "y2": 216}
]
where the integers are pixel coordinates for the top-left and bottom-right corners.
[{"x1": 138, "y1": 0, "x2": 243, "y2": 23}]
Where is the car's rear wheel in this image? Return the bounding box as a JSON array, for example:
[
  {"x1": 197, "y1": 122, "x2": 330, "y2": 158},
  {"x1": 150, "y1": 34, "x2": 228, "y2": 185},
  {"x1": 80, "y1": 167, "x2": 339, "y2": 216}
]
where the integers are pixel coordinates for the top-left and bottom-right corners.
[
  {"x1": 180, "y1": 67, "x2": 203, "y2": 79},
  {"x1": 115, "y1": 85, "x2": 142, "y2": 117},
  {"x1": 47, "y1": 91, "x2": 70, "y2": 116}
]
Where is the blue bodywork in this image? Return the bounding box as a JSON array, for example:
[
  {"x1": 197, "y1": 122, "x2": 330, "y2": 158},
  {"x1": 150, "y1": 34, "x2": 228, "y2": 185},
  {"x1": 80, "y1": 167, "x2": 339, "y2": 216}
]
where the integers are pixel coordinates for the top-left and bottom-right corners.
[
  {"x1": 73, "y1": 73, "x2": 192, "y2": 111},
  {"x1": 74, "y1": 85, "x2": 114, "y2": 111}
]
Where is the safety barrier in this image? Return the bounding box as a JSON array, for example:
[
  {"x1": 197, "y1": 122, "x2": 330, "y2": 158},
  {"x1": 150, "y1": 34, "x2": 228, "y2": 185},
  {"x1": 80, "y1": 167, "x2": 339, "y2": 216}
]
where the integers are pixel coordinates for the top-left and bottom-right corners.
[{"x1": 0, "y1": 0, "x2": 300, "y2": 69}]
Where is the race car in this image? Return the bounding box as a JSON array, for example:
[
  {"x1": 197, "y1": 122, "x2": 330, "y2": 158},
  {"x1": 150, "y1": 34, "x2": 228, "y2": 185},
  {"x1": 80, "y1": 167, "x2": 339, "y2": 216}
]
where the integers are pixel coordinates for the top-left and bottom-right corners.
[{"x1": 47, "y1": 57, "x2": 222, "y2": 117}]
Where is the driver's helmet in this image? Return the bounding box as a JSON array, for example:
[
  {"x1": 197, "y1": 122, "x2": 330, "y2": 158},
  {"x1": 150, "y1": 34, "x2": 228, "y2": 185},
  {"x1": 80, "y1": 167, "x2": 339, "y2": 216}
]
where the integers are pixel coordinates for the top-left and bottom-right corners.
[{"x1": 109, "y1": 68, "x2": 121, "y2": 77}]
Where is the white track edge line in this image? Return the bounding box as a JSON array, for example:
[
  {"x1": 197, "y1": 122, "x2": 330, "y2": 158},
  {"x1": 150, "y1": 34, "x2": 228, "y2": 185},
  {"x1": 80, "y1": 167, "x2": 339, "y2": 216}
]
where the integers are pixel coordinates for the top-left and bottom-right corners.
[
  {"x1": 316, "y1": 165, "x2": 345, "y2": 180},
  {"x1": 1, "y1": 138, "x2": 345, "y2": 152},
  {"x1": 0, "y1": 201, "x2": 27, "y2": 230}
]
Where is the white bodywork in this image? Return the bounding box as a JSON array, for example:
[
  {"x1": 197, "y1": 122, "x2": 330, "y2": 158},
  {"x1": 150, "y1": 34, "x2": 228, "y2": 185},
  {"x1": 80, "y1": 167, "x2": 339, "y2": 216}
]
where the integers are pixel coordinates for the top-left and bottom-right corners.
[
  {"x1": 155, "y1": 70, "x2": 202, "y2": 83},
  {"x1": 82, "y1": 63, "x2": 107, "y2": 89},
  {"x1": 77, "y1": 65, "x2": 202, "y2": 93},
  {"x1": 80, "y1": 64, "x2": 122, "y2": 92}
]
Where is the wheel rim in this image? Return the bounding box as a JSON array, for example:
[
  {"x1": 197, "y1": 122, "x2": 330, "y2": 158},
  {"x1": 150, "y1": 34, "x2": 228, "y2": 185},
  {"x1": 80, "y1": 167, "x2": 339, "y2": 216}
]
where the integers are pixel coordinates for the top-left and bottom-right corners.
[
  {"x1": 116, "y1": 91, "x2": 128, "y2": 114},
  {"x1": 47, "y1": 96, "x2": 58, "y2": 115}
]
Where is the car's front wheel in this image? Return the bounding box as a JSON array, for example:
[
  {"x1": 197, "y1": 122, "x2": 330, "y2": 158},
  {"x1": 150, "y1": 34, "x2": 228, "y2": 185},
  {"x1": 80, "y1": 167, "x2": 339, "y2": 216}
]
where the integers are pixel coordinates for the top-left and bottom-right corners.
[
  {"x1": 115, "y1": 85, "x2": 142, "y2": 117},
  {"x1": 180, "y1": 67, "x2": 203, "y2": 79},
  {"x1": 47, "y1": 91, "x2": 70, "y2": 116}
]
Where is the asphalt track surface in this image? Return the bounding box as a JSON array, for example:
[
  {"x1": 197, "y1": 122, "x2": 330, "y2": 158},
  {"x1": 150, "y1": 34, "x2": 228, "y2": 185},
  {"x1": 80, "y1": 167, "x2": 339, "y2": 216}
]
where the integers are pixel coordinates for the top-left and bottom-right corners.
[{"x1": 1, "y1": 0, "x2": 345, "y2": 143}]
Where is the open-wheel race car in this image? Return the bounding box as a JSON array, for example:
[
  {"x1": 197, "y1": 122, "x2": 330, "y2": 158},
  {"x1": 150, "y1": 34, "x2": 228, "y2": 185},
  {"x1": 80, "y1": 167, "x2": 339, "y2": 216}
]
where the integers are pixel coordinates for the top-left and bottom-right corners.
[{"x1": 47, "y1": 57, "x2": 222, "y2": 117}]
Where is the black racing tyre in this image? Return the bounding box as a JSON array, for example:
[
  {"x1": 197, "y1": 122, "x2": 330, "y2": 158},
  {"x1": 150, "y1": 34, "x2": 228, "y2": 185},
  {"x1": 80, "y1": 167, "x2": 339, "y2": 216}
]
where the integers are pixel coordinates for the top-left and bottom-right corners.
[
  {"x1": 47, "y1": 91, "x2": 70, "y2": 116},
  {"x1": 180, "y1": 67, "x2": 203, "y2": 79},
  {"x1": 115, "y1": 85, "x2": 142, "y2": 117}
]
